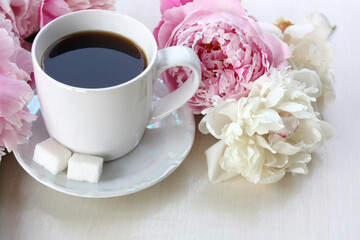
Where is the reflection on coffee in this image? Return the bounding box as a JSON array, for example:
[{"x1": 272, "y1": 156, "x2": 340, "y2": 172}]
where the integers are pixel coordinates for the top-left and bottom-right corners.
[{"x1": 41, "y1": 31, "x2": 147, "y2": 88}]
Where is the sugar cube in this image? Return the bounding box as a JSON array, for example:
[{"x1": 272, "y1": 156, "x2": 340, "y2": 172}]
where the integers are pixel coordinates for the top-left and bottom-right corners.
[
  {"x1": 67, "y1": 153, "x2": 103, "y2": 183},
  {"x1": 33, "y1": 138, "x2": 72, "y2": 175}
]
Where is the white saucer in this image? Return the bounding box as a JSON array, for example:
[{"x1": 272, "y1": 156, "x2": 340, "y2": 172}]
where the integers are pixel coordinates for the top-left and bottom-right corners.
[{"x1": 13, "y1": 80, "x2": 195, "y2": 198}]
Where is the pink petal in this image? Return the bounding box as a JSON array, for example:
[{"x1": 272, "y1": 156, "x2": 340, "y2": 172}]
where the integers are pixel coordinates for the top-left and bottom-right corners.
[
  {"x1": 160, "y1": 0, "x2": 193, "y2": 14},
  {"x1": 0, "y1": 0, "x2": 40, "y2": 38},
  {"x1": 0, "y1": 14, "x2": 32, "y2": 81},
  {"x1": 38, "y1": 0, "x2": 71, "y2": 29},
  {"x1": 0, "y1": 74, "x2": 36, "y2": 152},
  {"x1": 263, "y1": 32, "x2": 292, "y2": 69},
  {"x1": 160, "y1": 0, "x2": 182, "y2": 14}
]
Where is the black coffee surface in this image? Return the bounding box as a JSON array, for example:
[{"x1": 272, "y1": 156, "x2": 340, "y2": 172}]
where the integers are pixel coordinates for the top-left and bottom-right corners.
[{"x1": 42, "y1": 31, "x2": 147, "y2": 88}]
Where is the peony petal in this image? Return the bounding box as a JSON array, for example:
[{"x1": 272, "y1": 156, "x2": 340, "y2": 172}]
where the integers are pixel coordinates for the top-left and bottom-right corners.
[
  {"x1": 263, "y1": 31, "x2": 292, "y2": 69},
  {"x1": 0, "y1": 74, "x2": 37, "y2": 152},
  {"x1": 0, "y1": 0, "x2": 40, "y2": 38},
  {"x1": 272, "y1": 141, "x2": 303, "y2": 155},
  {"x1": 39, "y1": 0, "x2": 114, "y2": 29},
  {"x1": 199, "y1": 98, "x2": 237, "y2": 138},
  {"x1": 284, "y1": 24, "x2": 314, "y2": 39},
  {"x1": 256, "y1": 135, "x2": 276, "y2": 154},
  {"x1": 286, "y1": 153, "x2": 312, "y2": 174},
  {"x1": 153, "y1": 19, "x2": 165, "y2": 46},
  {"x1": 265, "y1": 84, "x2": 285, "y2": 108},
  {"x1": 321, "y1": 69, "x2": 336, "y2": 104},
  {"x1": 0, "y1": 14, "x2": 32, "y2": 81},
  {"x1": 277, "y1": 101, "x2": 308, "y2": 112},
  {"x1": 160, "y1": 0, "x2": 197, "y2": 14},
  {"x1": 38, "y1": 0, "x2": 71, "y2": 29},
  {"x1": 206, "y1": 139, "x2": 238, "y2": 182},
  {"x1": 181, "y1": 0, "x2": 247, "y2": 18},
  {"x1": 300, "y1": 12, "x2": 333, "y2": 40},
  {"x1": 258, "y1": 171, "x2": 286, "y2": 184},
  {"x1": 249, "y1": 109, "x2": 283, "y2": 135},
  {"x1": 292, "y1": 68, "x2": 322, "y2": 98},
  {"x1": 290, "y1": 119, "x2": 326, "y2": 152},
  {"x1": 199, "y1": 110, "x2": 233, "y2": 138},
  {"x1": 319, "y1": 120, "x2": 335, "y2": 140}
]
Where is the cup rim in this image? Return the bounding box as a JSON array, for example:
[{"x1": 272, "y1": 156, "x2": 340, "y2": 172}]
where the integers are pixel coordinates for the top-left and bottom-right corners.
[{"x1": 32, "y1": 9, "x2": 158, "y2": 92}]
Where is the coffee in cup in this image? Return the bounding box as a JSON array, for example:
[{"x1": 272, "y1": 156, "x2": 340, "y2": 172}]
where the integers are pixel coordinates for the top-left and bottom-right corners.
[{"x1": 42, "y1": 30, "x2": 147, "y2": 88}]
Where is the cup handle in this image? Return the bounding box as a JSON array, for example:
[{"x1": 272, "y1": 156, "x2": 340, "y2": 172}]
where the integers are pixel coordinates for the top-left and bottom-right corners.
[{"x1": 149, "y1": 46, "x2": 201, "y2": 125}]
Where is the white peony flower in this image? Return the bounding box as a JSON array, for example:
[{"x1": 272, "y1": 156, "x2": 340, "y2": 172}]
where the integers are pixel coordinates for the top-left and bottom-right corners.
[
  {"x1": 282, "y1": 12, "x2": 336, "y2": 104},
  {"x1": 199, "y1": 68, "x2": 334, "y2": 184}
]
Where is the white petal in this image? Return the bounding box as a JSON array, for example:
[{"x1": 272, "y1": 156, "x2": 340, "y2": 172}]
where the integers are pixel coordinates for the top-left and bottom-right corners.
[
  {"x1": 199, "y1": 113, "x2": 231, "y2": 138},
  {"x1": 199, "y1": 100, "x2": 237, "y2": 138},
  {"x1": 205, "y1": 140, "x2": 238, "y2": 182},
  {"x1": 291, "y1": 110, "x2": 314, "y2": 119},
  {"x1": 319, "y1": 120, "x2": 335, "y2": 139},
  {"x1": 321, "y1": 69, "x2": 336, "y2": 104},
  {"x1": 277, "y1": 101, "x2": 308, "y2": 112},
  {"x1": 290, "y1": 119, "x2": 326, "y2": 152},
  {"x1": 217, "y1": 100, "x2": 239, "y2": 121},
  {"x1": 250, "y1": 109, "x2": 284, "y2": 135},
  {"x1": 286, "y1": 153, "x2": 312, "y2": 174},
  {"x1": 256, "y1": 135, "x2": 276, "y2": 154},
  {"x1": 258, "y1": 171, "x2": 286, "y2": 184},
  {"x1": 198, "y1": 118, "x2": 210, "y2": 134},
  {"x1": 265, "y1": 85, "x2": 286, "y2": 108},
  {"x1": 225, "y1": 122, "x2": 243, "y2": 144},
  {"x1": 272, "y1": 141, "x2": 303, "y2": 155},
  {"x1": 293, "y1": 69, "x2": 322, "y2": 98},
  {"x1": 284, "y1": 24, "x2": 314, "y2": 39},
  {"x1": 300, "y1": 12, "x2": 333, "y2": 40}
]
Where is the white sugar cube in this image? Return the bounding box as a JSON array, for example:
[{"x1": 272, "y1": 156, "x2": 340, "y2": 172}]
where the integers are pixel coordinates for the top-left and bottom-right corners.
[
  {"x1": 33, "y1": 138, "x2": 72, "y2": 175},
  {"x1": 67, "y1": 153, "x2": 103, "y2": 183}
]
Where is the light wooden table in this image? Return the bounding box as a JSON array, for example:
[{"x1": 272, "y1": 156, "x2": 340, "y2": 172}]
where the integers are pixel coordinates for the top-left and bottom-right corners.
[{"x1": 1, "y1": 0, "x2": 359, "y2": 239}]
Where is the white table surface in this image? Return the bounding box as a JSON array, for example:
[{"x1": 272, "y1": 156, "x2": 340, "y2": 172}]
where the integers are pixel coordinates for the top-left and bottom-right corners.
[{"x1": 1, "y1": 0, "x2": 359, "y2": 239}]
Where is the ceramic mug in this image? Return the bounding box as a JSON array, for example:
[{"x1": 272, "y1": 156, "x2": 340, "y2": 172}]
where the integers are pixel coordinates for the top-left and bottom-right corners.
[{"x1": 32, "y1": 10, "x2": 201, "y2": 161}]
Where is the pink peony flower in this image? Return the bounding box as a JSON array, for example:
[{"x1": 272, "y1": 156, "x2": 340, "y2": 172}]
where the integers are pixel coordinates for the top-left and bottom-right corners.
[
  {"x1": 39, "y1": 0, "x2": 116, "y2": 29},
  {"x1": 0, "y1": 13, "x2": 32, "y2": 81},
  {"x1": 0, "y1": 0, "x2": 40, "y2": 38},
  {"x1": 0, "y1": 12, "x2": 36, "y2": 160},
  {"x1": 0, "y1": 73, "x2": 37, "y2": 158},
  {"x1": 154, "y1": 0, "x2": 291, "y2": 113}
]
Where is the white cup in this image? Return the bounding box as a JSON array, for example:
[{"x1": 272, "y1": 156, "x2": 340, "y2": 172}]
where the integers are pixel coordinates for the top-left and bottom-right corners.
[{"x1": 32, "y1": 10, "x2": 201, "y2": 161}]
